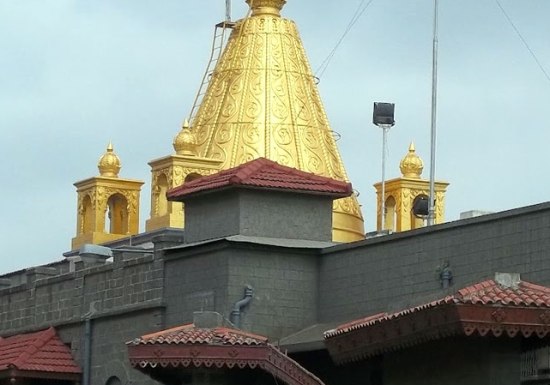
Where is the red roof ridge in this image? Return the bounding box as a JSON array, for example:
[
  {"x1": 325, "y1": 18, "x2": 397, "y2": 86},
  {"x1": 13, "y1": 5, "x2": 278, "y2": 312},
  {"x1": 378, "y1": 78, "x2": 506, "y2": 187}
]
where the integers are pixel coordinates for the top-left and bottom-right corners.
[
  {"x1": 520, "y1": 280, "x2": 550, "y2": 294},
  {"x1": 230, "y1": 157, "x2": 271, "y2": 183},
  {"x1": 213, "y1": 327, "x2": 268, "y2": 343},
  {"x1": 11, "y1": 327, "x2": 56, "y2": 369},
  {"x1": 139, "y1": 323, "x2": 193, "y2": 341},
  {"x1": 167, "y1": 157, "x2": 353, "y2": 200}
]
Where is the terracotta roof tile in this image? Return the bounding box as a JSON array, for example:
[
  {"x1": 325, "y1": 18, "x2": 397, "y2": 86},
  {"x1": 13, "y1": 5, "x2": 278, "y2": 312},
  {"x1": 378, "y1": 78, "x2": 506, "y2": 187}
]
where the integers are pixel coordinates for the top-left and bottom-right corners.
[
  {"x1": 0, "y1": 327, "x2": 81, "y2": 374},
  {"x1": 325, "y1": 278, "x2": 550, "y2": 338},
  {"x1": 167, "y1": 158, "x2": 353, "y2": 200},
  {"x1": 130, "y1": 323, "x2": 268, "y2": 346},
  {"x1": 128, "y1": 324, "x2": 326, "y2": 385}
]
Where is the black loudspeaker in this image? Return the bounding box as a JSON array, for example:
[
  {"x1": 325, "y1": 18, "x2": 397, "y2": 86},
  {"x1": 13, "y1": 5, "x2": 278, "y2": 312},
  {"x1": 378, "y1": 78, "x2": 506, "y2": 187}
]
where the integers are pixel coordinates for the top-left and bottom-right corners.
[
  {"x1": 412, "y1": 195, "x2": 429, "y2": 217},
  {"x1": 373, "y1": 102, "x2": 395, "y2": 126}
]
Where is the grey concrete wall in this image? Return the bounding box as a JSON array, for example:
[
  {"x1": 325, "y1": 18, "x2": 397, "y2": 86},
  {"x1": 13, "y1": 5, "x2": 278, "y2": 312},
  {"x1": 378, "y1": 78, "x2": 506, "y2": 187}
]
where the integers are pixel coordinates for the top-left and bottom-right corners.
[
  {"x1": 239, "y1": 190, "x2": 333, "y2": 242},
  {"x1": 319, "y1": 203, "x2": 550, "y2": 323},
  {"x1": 163, "y1": 244, "x2": 319, "y2": 340},
  {"x1": 0, "y1": 255, "x2": 164, "y2": 334},
  {"x1": 0, "y1": 255, "x2": 165, "y2": 385},
  {"x1": 183, "y1": 189, "x2": 333, "y2": 243},
  {"x1": 226, "y1": 247, "x2": 319, "y2": 340},
  {"x1": 163, "y1": 247, "x2": 230, "y2": 327},
  {"x1": 383, "y1": 338, "x2": 520, "y2": 385},
  {"x1": 56, "y1": 310, "x2": 162, "y2": 385},
  {"x1": 184, "y1": 191, "x2": 241, "y2": 243},
  {"x1": 89, "y1": 311, "x2": 163, "y2": 385}
]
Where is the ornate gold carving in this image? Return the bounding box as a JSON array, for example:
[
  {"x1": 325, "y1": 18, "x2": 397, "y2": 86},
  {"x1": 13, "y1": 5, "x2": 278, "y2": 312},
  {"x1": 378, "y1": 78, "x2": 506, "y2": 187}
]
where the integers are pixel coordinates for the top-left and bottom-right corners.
[{"x1": 189, "y1": 10, "x2": 364, "y2": 241}]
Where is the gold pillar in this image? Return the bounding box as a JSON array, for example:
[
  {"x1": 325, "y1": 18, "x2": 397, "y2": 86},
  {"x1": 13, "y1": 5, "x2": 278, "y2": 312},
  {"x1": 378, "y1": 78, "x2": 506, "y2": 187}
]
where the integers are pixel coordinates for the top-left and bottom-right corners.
[
  {"x1": 373, "y1": 143, "x2": 449, "y2": 232},
  {"x1": 71, "y1": 143, "x2": 144, "y2": 250}
]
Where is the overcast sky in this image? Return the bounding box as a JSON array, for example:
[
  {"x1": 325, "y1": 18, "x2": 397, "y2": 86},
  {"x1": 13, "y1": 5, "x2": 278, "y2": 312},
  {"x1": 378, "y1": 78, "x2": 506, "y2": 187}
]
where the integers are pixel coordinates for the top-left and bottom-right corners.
[{"x1": 1, "y1": 0, "x2": 549, "y2": 273}]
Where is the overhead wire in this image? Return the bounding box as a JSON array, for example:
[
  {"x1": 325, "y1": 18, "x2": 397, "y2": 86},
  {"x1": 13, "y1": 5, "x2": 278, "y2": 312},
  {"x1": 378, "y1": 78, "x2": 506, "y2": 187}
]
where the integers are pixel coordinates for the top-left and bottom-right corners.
[
  {"x1": 315, "y1": 0, "x2": 376, "y2": 79},
  {"x1": 495, "y1": 0, "x2": 550, "y2": 84}
]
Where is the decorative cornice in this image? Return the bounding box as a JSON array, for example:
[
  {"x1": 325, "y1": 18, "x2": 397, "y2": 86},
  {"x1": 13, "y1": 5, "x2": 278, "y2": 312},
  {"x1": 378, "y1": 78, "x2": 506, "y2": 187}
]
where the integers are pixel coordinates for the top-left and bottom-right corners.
[{"x1": 129, "y1": 343, "x2": 324, "y2": 385}]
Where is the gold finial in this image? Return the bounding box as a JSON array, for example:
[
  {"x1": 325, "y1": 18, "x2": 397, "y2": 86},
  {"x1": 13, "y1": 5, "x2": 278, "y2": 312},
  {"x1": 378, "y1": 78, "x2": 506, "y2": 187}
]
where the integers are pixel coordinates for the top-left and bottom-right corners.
[
  {"x1": 399, "y1": 142, "x2": 424, "y2": 178},
  {"x1": 98, "y1": 142, "x2": 121, "y2": 178},
  {"x1": 173, "y1": 119, "x2": 198, "y2": 156},
  {"x1": 246, "y1": 0, "x2": 286, "y2": 17}
]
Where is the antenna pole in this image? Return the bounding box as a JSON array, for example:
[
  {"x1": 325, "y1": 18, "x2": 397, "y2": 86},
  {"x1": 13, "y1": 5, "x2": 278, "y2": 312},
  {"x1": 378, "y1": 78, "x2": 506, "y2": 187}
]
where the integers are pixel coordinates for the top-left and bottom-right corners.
[
  {"x1": 380, "y1": 125, "x2": 390, "y2": 231},
  {"x1": 226, "y1": 0, "x2": 231, "y2": 22},
  {"x1": 427, "y1": 0, "x2": 439, "y2": 226}
]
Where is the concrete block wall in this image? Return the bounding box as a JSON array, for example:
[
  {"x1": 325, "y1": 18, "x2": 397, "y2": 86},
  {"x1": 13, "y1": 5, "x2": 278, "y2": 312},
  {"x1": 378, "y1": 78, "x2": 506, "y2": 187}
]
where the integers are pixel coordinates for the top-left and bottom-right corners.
[
  {"x1": 163, "y1": 247, "x2": 230, "y2": 327},
  {"x1": 226, "y1": 248, "x2": 319, "y2": 340},
  {"x1": 89, "y1": 311, "x2": 163, "y2": 385},
  {"x1": 0, "y1": 255, "x2": 166, "y2": 385},
  {"x1": 183, "y1": 190, "x2": 333, "y2": 243},
  {"x1": 163, "y1": 244, "x2": 319, "y2": 340},
  {"x1": 319, "y1": 203, "x2": 550, "y2": 322},
  {"x1": 0, "y1": 255, "x2": 164, "y2": 335}
]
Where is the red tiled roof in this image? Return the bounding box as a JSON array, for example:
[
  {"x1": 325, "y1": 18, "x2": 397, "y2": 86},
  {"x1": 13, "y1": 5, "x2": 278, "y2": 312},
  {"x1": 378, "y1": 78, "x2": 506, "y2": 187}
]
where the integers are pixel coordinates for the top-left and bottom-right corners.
[
  {"x1": 128, "y1": 323, "x2": 325, "y2": 385},
  {"x1": 167, "y1": 157, "x2": 353, "y2": 200},
  {"x1": 326, "y1": 278, "x2": 550, "y2": 338},
  {"x1": 324, "y1": 277, "x2": 550, "y2": 363},
  {"x1": 131, "y1": 323, "x2": 268, "y2": 346},
  {"x1": 0, "y1": 327, "x2": 81, "y2": 375}
]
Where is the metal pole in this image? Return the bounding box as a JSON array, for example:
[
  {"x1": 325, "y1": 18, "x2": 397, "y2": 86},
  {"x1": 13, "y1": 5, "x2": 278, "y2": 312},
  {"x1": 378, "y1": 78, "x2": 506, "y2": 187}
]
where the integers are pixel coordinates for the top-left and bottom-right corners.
[
  {"x1": 427, "y1": 0, "x2": 439, "y2": 226},
  {"x1": 226, "y1": 0, "x2": 231, "y2": 22},
  {"x1": 381, "y1": 126, "x2": 389, "y2": 231}
]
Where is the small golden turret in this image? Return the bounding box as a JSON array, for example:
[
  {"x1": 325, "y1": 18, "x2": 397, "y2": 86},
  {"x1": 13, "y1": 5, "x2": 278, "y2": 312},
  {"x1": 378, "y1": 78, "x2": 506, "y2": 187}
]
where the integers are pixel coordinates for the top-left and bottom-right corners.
[
  {"x1": 399, "y1": 142, "x2": 424, "y2": 178},
  {"x1": 72, "y1": 143, "x2": 144, "y2": 250},
  {"x1": 173, "y1": 119, "x2": 198, "y2": 156},
  {"x1": 246, "y1": 0, "x2": 286, "y2": 16},
  {"x1": 98, "y1": 142, "x2": 121, "y2": 178},
  {"x1": 374, "y1": 143, "x2": 449, "y2": 232}
]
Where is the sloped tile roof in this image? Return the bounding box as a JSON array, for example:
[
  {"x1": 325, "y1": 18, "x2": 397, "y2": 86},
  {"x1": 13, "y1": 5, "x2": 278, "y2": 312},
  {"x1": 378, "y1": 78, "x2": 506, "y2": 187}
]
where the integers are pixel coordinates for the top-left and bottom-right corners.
[
  {"x1": 0, "y1": 327, "x2": 81, "y2": 374},
  {"x1": 167, "y1": 157, "x2": 353, "y2": 200},
  {"x1": 128, "y1": 323, "x2": 325, "y2": 385},
  {"x1": 326, "y1": 278, "x2": 550, "y2": 338},
  {"x1": 130, "y1": 323, "x2": 268, "y2": 346},
  {"x1": 455, "y1": 279, "x2": 550, "y2": 306},
  {"x1": 324, "y1": 277, "x2": 550, "y2": 363}
]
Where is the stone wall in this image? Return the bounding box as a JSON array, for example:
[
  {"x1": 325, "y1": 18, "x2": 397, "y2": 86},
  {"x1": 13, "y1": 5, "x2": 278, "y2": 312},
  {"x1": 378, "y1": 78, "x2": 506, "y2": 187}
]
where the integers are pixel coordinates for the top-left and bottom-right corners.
[
  {"x1": 319, "y1": 202, "x2": 550, "y2": 323},
  {"x1": 163, "y1": 243, "x2": 319, "y2": 340},
  {"x1": 0, "y1": 254, "x2": 165, "y2": 385}
]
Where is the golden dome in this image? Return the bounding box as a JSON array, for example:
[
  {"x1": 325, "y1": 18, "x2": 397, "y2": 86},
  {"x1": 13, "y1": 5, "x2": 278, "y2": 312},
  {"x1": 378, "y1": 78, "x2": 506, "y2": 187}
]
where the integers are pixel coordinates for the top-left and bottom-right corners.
[
  {"x1": 400, "y1": 142, "x2": 424, "y2": 178},
  {"x1": 173, "y1": 119, "x2": 198, "y2": 156},
  {"x1": 98, "y1": 142, "x2": 121, "y2": 178},
  {"x1": 246, "y1": 0, "x2": 286, "y2": 16},
  {"x1": 189, "y1": 0, "x2": 364, "y2": 242}
]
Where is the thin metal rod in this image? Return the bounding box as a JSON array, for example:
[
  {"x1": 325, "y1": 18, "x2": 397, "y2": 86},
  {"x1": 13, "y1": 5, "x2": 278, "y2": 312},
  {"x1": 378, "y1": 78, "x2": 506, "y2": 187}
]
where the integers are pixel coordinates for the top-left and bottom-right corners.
[
  {"x1": 427, "y1": 0, "x2": 439, "y2": 226},
  {"x1": 226, "y1": 0, "x2": 231, "y2": 22},
  {"x1": 381, "y1": 126, "x2": 389, "y2": 231}
]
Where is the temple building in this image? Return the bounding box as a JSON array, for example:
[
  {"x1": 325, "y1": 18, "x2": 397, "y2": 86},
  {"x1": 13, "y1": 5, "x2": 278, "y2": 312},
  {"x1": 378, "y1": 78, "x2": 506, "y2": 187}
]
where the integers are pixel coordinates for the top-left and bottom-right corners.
[{"x1": 2, "y1": 1, "x2": 550, "y2": 385}]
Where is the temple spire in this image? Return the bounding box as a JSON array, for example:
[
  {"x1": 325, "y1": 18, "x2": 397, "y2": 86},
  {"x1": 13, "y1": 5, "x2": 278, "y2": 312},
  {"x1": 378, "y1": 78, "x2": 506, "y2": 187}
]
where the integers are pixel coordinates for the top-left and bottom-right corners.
[{"x1": 178, "y1": 0, "x2": 365, "y2": 242}]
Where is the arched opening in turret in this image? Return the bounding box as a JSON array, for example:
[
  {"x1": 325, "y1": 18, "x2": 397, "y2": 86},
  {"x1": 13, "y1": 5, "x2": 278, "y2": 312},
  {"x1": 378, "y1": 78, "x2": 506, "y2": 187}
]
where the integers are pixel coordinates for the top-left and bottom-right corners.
[
  {"x1": 82, "y1": 195, "x2": 93, "y2": 235},
  {"x1": 105, "y1": 193, "x2": 128, "y2": 235},
  {"x1": 155, "y1": 174, "x2": 169, "y2": 217},
  {"x1": 185, "y1": 173, "x2": 202, "y2": 183},
  {"x1": 384, "y1": 196, "x2": 397, "y2": 232}
]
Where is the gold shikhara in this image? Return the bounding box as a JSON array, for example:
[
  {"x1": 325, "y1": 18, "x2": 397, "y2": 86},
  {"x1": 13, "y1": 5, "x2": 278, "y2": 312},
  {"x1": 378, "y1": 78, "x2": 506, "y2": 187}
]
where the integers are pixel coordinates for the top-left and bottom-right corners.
[{"x1": 186, "y1": 0, "x2": 365, "y2": 242}]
